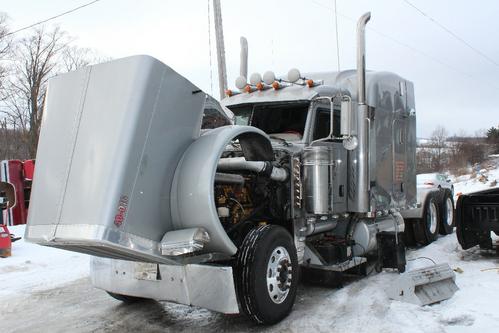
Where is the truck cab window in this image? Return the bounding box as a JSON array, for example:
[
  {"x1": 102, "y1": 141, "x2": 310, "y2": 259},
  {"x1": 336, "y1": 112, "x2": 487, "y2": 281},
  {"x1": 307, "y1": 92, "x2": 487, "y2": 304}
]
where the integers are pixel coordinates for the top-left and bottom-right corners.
[
  {"x1": 228, "y1": 102, "x2": 309, "y2": 141},
  {"x1": 313, "y1": 107, "x2": 341, "y2": 140},
  {"x1": 202, "y1": 97, "x2": 232, "y2": 129}
]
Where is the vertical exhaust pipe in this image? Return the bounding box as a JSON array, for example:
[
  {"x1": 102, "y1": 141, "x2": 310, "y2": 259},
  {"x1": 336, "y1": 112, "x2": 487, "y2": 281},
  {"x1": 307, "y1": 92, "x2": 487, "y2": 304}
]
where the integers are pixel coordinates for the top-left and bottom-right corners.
[
  {"x1": 355, "y1": 12, "x2": 371, "y2": 213},
  {"x1": 240, "y1": 37, "x2": 248, "y2": 79},
  {"x1": 357, "y1": 12, "x2": 371, "y2": 106},
  {"x1": 213, "y1": 0, "x2": 228, "y2": 100}
]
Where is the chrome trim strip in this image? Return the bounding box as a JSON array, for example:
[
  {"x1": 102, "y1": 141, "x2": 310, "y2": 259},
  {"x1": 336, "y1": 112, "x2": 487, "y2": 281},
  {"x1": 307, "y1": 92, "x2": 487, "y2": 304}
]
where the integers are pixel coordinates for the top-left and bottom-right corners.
[{"x1": 25, "y1": 224, "x2": 231, "y2": 264}]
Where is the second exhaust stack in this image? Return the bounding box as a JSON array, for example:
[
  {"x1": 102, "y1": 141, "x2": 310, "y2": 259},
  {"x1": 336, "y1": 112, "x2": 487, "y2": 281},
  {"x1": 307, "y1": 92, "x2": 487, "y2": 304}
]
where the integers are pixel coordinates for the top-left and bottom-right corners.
[{"x1": 355, "y1": 12, "x2": 371, "y2": 213}]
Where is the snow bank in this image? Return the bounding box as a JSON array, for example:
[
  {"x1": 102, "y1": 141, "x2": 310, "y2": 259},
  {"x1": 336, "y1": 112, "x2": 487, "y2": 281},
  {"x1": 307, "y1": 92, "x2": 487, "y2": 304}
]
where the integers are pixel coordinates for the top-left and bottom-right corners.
[
  {"x1": 452, "y1": 156, "x2": 499, "y2": 199},
  {"x1": 0, "y1": 225, "x2": 89, "y2": 297}
]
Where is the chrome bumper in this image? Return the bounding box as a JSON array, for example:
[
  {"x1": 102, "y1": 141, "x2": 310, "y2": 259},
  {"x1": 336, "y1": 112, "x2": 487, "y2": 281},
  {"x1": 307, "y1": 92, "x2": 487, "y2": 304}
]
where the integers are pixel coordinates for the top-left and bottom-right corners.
[{"x1": 91, "y1": 257, "x2": 239, "y2": 314}]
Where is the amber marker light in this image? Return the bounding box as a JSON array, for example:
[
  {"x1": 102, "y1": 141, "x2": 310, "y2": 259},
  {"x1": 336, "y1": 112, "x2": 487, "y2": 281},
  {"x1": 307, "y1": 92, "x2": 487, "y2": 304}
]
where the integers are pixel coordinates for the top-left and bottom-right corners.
[
  {"x1": 306, "y1": 79, "x2": 314, "y2": 87},
  {"x1": 256, "y1": 82, "x2": 264, "y2": 91},
  {"x1": 244, "y1": 85, "x2": 252, "y2": 93},
  {"x1": 225, "y1": 89, "x2": 233, "y2": 97},
  {"x1": 272, "y1": 81, "x2": 280, "y2": 90}
]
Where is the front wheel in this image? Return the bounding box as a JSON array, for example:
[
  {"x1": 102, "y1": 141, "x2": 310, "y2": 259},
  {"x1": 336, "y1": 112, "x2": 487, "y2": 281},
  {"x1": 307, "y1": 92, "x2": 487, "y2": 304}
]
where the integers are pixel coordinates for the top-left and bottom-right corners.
[
  {"x1": 106, "y1": 291, "x2": 148, "y2": 303},
  {"x1": 235, "y1": 225, "x2": 299, "y2": 325}
]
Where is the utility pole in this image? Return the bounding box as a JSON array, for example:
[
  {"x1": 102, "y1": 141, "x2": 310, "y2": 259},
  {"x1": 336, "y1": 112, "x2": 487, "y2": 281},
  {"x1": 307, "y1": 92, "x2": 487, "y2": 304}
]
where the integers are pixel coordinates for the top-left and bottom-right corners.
[{"x1": 212, "y1": 0, "x2": 227, "y2": 100}]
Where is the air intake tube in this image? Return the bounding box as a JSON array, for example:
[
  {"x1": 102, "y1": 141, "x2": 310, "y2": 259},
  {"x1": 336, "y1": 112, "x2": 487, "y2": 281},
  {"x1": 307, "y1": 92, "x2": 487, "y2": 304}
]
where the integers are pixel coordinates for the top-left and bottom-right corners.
[{"x1": 218, "y1": 157, "x2": 287, "y2": 182}]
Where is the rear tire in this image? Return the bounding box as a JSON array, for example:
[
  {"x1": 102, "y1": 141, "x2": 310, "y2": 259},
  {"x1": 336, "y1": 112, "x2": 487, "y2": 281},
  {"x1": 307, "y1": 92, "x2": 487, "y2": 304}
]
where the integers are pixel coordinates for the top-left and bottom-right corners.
[
  {"x1": 235, "y1": 225, "x2": 298, "y2": 325},
  {"x1": 413, "y1": 192, "x2": 440, "y2": 245},
  {"x1": 106, "y1": 291, "x2": 147, "y2": 303},
  {"x1": 439, "y1": 189, "x2": 455, "y2": 235}
]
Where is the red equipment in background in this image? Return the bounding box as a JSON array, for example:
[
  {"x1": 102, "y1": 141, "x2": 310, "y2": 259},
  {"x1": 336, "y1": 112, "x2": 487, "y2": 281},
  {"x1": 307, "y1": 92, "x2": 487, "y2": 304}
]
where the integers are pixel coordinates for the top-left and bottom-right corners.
[
  {"x1": 0, "y1": 159, "x2": 35, "y2": 226},
  {"x1": 0, "y1": 224, "x2": 12, "y2": 257}
]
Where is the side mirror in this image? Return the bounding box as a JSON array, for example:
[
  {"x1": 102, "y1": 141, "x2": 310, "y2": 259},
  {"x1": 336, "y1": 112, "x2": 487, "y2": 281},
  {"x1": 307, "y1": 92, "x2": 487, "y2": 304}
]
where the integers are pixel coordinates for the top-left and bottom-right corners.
[{"x1": 340, "y1": 98, "x2": 355, "y2": 136}]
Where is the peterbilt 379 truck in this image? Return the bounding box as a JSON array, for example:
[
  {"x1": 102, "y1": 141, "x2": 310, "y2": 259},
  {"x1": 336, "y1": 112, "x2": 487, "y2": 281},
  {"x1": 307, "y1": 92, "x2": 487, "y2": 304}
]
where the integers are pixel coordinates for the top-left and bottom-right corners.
[{"x1": 25, "y1": 13, "x2": 453, "y2": 324}]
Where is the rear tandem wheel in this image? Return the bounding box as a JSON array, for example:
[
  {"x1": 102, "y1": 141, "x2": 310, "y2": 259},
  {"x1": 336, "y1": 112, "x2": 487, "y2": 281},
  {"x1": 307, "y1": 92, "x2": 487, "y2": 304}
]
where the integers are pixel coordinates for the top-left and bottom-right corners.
[
  {"x1": 413, "y1": 192, "x2": 440, "y2": 245},
  {"x1": 439, "y1": 189, "x2": 455, "y2": 235}
]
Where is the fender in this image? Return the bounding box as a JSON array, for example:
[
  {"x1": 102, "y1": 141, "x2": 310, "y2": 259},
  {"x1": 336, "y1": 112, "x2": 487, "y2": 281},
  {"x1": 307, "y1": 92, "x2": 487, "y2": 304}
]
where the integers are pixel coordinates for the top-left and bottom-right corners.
[{"x1": 171, "y1": 125, "x2": 273, "y2": 255}]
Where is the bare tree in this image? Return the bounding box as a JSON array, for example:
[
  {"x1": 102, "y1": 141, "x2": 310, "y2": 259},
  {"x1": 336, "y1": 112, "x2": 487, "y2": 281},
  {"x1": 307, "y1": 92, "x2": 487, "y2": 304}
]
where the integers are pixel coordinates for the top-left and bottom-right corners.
[
  {"x1": 0, "y1": 23, "x2": 105, "y2": 160},
  {"x1": 4, "y1": 26, "x2": 67, "y2": 157},
  {"x1": 429, "y1": 125, "x2": 448, "y2": 171},
  {"x1": 0, "y1": 13, "x2": 12, "y2": 100},
  {"x1": 61, "y1": 45, "x2": 95, "y2": 72},
  {"x1": 0, "y1": 119, "x2": 28, "y2": 159}
]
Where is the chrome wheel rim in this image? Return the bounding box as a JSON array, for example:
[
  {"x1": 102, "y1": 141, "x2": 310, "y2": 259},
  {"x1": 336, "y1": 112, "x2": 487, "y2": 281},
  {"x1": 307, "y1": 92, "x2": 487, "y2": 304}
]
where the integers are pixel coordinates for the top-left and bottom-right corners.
[
  {"x1": 446, "y1": 197, "x2": 454, "y2": 226},
  {"x1": 266, "y1": 246, "x2": 292, "y2": 304},
  {"x1": 429, "y1": 201, "x2": 438, "y2": 234}
]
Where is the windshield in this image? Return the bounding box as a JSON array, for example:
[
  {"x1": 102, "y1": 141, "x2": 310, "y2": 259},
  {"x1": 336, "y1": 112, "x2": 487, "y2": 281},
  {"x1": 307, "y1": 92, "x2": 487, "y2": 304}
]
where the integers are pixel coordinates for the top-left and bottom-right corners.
[
  {"x1": 201, "y1": 96, "x2": 233, "y2": 129},
  {"x1": 228, "y1": 102, "x2": 309, "y2": 141}
]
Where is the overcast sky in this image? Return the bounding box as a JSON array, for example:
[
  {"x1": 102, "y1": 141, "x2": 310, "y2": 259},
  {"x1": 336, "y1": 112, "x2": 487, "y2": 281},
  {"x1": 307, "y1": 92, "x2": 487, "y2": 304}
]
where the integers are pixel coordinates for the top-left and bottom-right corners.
[{"x1": 2, "y1": 0, "x2": 498, "y2": 137}]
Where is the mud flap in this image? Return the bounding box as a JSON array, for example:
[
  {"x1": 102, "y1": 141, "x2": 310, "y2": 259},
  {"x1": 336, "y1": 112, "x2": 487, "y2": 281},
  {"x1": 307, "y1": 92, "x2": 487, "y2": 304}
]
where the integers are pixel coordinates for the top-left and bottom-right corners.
[
  {"x1": 386, "y1": 263, "x2": 458, "y2": 305},
  {"x1": 376, "y1": 231, "x2": 406, "y2": 273}
]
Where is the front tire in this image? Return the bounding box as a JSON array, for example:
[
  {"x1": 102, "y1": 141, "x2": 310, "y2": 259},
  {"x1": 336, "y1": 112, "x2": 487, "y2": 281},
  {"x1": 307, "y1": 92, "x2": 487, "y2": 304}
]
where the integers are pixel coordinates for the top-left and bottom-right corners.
[
  {"x1": 439, "y1": 189, "x2": 455, "y2": 235},
  {"x1": 235, "y1": 225, "x2": 298, "y2": 325},
  {"x1": 106, "y1": 291, "x2": 147, "y2": 303}
]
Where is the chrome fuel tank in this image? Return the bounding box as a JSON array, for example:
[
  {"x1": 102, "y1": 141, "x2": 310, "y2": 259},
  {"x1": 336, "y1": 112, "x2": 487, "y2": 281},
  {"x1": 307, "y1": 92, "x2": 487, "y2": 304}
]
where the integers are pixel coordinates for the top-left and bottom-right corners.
[{"x1": 303, "y1": 146, "x2": 332, "y2": 215}]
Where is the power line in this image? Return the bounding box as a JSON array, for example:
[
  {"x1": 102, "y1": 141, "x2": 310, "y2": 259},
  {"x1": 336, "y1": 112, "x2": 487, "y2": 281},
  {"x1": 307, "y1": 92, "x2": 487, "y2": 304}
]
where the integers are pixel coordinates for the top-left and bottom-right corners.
[
  {"x1": 402, "y1": 0, "x2": 499, "y2": 69},
  {"x1": 308, "y1": 0, "x2": 499, "y2": 91},
  {"x1": 5, "y1": 0, "x2": 102, "y2": 37}
]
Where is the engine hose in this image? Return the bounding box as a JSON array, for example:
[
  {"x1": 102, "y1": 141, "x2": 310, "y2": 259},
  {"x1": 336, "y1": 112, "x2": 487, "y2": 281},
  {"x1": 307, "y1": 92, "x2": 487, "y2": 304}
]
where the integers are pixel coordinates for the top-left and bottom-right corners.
[{"x1": 217, "y1": 157, "x2": 288, "y2": 182}]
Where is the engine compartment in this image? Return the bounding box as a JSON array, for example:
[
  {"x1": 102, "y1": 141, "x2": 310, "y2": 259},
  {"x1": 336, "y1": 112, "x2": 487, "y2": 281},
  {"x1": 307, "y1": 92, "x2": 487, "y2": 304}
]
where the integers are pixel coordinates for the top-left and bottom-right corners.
[{"x1": 214, "y1": 149, "x2": 292, "y2": 246}]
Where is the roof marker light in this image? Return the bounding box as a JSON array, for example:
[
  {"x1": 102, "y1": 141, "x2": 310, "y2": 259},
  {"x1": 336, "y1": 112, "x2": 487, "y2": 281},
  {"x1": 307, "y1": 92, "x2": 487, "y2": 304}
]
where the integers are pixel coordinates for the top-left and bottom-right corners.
[
  {"x1": 244, "y1": 85, "x2": 252, "y2": 93},
  {"x1": 249, "y1": 72, "x2": 262, "y2": 85},
  {"x1": 235, "y1": 76, "x2": 248, "y2": 90},
  {"x1": 256, "y1": 82, "x2": 264, "y2": 91},
  {"x1": 272, "y1": 81, "x2": 280, "y2": 90},
  {"x1": 306, "y1": 79, "x2": 315, "y2": 87},
  {"x1": 263, "y1": 71, "x2": 276, "y2": 85},
  {"x1": 287, "y1": 68, "x2": 301, "y2": 83}
]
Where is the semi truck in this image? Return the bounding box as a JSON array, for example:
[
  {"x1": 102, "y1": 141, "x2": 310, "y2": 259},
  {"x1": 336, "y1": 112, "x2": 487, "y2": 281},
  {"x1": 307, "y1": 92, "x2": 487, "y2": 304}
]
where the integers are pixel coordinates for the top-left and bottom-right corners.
[{"x1": 25, "y1": 13, "x2": 454, "y2": 324}]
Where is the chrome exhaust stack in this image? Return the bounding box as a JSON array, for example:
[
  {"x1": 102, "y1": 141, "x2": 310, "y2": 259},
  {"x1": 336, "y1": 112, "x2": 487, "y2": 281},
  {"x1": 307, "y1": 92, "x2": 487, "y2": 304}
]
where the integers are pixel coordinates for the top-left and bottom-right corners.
[
  {"x1": 357, "y1": 12, "x2": 370, "y2": 108},
  {"x1": 354, "y1": 12, "x2": 371, "y2": 213},
  {"x1": 239, "y1": 36, "x2": 248, "y2": 79}
]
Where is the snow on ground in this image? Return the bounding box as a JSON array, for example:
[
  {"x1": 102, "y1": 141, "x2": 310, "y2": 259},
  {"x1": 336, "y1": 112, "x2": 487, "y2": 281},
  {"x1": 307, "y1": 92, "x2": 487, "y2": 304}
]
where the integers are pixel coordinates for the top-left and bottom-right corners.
[
  {"x1": 274, "y1": 235, "x2": 499, "y2": 333},
  {"x1": 452, "y1": 155, "x2": 499, "y2": 201},
  {"x1": 4, "y1": 227, "x2": 499, "y2": 333},
  {"x1": 1, "y1": 159, "x2": 499, "y2": 332},
  {"x1": 0, "y1": 225, "x2": 89, "y2": 298}
]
